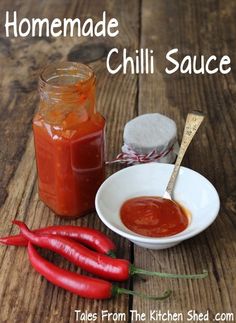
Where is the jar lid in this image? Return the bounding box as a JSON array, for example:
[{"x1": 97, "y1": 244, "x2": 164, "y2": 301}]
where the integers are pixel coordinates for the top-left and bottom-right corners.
[{"x1": 123, "y1": 113, "x2": 177, "y2": 155}]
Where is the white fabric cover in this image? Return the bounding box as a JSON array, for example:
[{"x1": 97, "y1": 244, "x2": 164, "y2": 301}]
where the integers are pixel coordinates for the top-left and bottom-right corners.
[{"x1": 122, "y1": 113, "x2": 178, "y2": 163}]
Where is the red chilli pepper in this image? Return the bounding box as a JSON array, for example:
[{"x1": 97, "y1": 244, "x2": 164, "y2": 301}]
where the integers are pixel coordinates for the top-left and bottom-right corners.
[
  {"x1": 14, "y1": 221, "x2": 208, "y2": 281},
  {"x1": 14, "y1": 221, "x2": 129, "y2": 281},
  {"x1": 0, "y1": 224, "x2": 116, "y2": 256},
  {"x1": 27, "y1": 242, "x2": 171, "y2": 300}
]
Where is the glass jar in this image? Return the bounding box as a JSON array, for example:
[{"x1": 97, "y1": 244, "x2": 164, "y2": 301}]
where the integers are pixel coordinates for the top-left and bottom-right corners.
[{"x1": 33, "y1": 62, "x2": 105, "y2": 218}]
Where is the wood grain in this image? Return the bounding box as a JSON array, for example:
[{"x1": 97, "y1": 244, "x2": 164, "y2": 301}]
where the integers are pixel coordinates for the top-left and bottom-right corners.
[
  {"x1": 0, "y1": 0, "x2": 236, "y2": 322},
  {"x1": 133, "y1": 0, "x2": 236, "y2": 322},
  {"x1": 0, "y1": 1, "x2": 139, "y2": 322}
]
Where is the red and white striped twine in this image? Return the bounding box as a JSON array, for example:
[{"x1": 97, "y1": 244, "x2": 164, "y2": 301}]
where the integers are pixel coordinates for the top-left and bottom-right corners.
[{"x1": 106, "y1": 144, "x2": 174, "y2": 165}]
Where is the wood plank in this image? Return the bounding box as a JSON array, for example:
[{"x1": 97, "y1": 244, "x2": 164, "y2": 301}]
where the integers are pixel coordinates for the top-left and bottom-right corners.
[
  {"x1": 0, "y1": 1, "x2": 139, "y2": 322},
  {"x1": 133, "y1": 0, "x2": 236, "y2": 321}
]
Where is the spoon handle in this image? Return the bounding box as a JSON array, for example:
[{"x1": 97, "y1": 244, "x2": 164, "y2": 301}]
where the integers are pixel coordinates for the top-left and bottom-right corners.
[{"x1": 164, "y1": 111, "x2": 205, "y2": 199}]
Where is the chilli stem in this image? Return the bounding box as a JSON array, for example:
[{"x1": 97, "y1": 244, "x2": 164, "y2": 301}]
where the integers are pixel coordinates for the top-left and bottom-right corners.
[
  {"x1": 106, "y1": 250, "x2": 116, "y2": 258},
  {"x1": 113, "y1": 286, "x2": 172, "y2": 300},
  {"x1": 130, "y1": 266, "x2": 208, "y2": 279}
]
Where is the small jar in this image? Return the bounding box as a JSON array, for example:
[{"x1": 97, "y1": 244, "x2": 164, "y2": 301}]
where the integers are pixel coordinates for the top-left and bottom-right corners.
[
  {"x1": 121, "y1": 113, "x2": 178, "y2": 164},
  {"x1": 33, "y1": 62, "x2": 105, "y2": 218}
]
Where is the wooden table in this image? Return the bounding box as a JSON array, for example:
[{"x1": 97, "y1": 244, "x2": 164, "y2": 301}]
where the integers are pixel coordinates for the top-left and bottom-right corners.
[{"x1": 0, "y1": 1, "x2": 235, "y2": 322}]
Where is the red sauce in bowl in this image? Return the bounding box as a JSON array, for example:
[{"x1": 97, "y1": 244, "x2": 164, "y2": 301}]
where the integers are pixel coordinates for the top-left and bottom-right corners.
[{"x1": 120, "y1": 196, "x2": 189, "y2": 237}]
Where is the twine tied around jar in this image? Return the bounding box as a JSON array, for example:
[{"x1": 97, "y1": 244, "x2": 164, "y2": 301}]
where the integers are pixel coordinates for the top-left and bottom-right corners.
[{"x1": 106, "y1": 143, "x2": 175, "y2": 165}]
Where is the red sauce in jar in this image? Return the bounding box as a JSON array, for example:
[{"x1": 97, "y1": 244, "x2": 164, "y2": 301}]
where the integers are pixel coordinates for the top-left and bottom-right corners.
[
  {"x1": 33, "y1": 62, "x2": 105, "y2": 218},
  {"x1": 120, "y1": 196, "x2": 189, "y2": 237}
]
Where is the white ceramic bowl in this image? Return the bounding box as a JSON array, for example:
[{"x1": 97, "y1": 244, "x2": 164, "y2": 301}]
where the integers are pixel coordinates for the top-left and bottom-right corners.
[{"x1": 95, "y1": 163, "x2": 220, "y2": 250}]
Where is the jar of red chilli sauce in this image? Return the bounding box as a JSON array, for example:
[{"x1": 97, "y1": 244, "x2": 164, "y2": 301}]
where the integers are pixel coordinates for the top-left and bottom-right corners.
[{"x1": 33, "y1": 62, "x2": 106, "y2": 218}]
